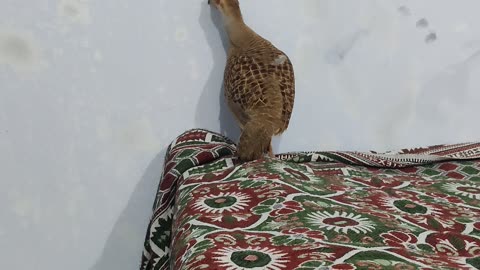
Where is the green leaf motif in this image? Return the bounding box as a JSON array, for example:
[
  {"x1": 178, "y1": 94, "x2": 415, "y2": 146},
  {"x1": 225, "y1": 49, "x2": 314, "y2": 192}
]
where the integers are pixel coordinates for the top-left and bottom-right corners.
[
  {"x1": 272, "y1": 235, "x2": 308, "y2": 246},
  {"x1": 224, "y1": 215, "x2": 236, "y2": 224},
  {"x1": 260, "y1": 198, "x2": 278, "y2": 206},
  {"x1": 194, "y1": 239, "x2": 214, "y2": 252},
  {"x1": 297, "y1": 260, "x2": 326, "y2": 270},
  {"x1": 455, "y1": 217, "x2": 473, "y2": 224},
  {"x1": 393, "y1": 200, "x2": 428, "y2": 214},
  {"x1": 427, "y1": 218, "x2": 442, "y2": 230},
  {"x1": 417, "y1": 243, "x2": 434, "y2": 253},
  {"x1": 301, "y1": 261, "x2": 323, "y2": 267},
  {"x1": 467, "y1": 256, "x2": 480, "y2": 269},
  {"x1": 239, "y1": 180, "x2": 267, "y2": 189},
  {"x1": 177, "y1": 149, "x2": 196, "y2": 158},
  {"x1": 372, "y1": 259, "x2": 392, "y2": 266},
  {"x1": 252, "y1": 205, "x2": 272, "y2": 215},
  {"x1": 449, "y1": 235, "x2": 466, "y2": 251},
  {"x1": 151, "y1": 216, "x2": 173, "y2": 251},
  {"x1": 233, "y1": 233, "x2": 245, "y2": 241},
  {"x1": 347, "y1": 251, "x2": 410, "y2": 264}
]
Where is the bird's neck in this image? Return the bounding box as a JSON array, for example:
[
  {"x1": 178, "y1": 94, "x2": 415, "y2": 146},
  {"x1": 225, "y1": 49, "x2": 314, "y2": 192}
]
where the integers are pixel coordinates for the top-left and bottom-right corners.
[{"x1": 224, "y1": 17, "x2": 256, "y2": 48}]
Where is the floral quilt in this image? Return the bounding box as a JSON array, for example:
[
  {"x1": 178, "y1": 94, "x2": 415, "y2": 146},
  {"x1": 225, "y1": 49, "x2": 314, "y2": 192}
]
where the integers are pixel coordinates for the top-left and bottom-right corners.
[{"x1": 140, "y1": 129, "x2": 480, "y2": 270}]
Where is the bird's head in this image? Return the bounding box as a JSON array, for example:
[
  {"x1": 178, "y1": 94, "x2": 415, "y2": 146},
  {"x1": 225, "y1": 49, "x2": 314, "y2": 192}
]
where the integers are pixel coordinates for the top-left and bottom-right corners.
[{"x1": 208, "y1": 0, "x2": 243, "y2": 21}]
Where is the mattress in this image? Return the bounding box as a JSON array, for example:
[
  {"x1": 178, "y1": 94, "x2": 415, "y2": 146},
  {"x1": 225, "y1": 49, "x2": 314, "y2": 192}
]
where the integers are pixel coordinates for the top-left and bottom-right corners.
[{"x1": 140, "y1": 129, "x2": 480, "y2": 270}]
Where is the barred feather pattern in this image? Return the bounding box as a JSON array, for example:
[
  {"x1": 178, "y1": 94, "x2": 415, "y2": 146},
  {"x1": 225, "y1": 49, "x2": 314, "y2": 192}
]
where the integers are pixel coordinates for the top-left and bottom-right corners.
[{"x1": 223, "y1": 37, "x2": 295, "y2": 135}]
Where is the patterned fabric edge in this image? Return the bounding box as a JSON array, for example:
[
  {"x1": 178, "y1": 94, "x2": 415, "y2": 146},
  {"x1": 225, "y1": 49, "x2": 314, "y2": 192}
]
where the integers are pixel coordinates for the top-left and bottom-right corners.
[{"x1": 139, "y1": 128, "x2": 480, "y2": 270}]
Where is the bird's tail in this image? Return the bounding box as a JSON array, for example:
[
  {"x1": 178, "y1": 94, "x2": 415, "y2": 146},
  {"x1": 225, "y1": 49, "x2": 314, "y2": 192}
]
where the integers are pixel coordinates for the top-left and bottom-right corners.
[{"x1": 237, "y1": 118, "x2": 275, "y2": 162}]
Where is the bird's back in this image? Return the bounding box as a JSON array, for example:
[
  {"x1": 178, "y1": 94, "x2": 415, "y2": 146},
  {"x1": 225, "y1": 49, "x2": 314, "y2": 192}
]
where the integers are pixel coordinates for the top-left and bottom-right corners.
[{"x1": 224, "y1": 35, "x2": 295, "y2": 134}]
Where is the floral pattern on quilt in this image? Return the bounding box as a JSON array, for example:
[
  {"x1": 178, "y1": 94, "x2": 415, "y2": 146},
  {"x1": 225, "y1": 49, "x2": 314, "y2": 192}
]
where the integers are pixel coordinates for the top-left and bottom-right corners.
[{"x1": 140, "y1": 129, "x2": 480, "y2": 270}]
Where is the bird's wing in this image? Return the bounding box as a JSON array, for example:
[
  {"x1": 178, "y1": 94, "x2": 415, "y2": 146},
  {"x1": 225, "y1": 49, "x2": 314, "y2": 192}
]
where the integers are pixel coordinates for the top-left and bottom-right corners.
[{"x1": 224, "y1": 44, "x2": 295, "y2": 130}]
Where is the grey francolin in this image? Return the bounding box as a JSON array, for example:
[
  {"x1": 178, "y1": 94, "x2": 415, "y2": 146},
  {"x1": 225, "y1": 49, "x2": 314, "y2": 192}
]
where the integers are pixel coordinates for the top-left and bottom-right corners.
[{"x1": 208, "y1": 0, "x2": 295, "y2": 161}]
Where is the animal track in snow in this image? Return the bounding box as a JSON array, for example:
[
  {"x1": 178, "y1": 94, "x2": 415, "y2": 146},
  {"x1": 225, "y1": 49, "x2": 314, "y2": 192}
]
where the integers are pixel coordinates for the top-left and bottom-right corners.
[
  {"x1": 397, "y1": 5, "x2": 438, "y2": 44},
  {"x1": 397, "y1": 6, "x2": 411, "y2": 16},
  {"x1": 416, "y1": 18, "x2": 429, "y2": 29},
  {"x1": 425, "y1": 32, "x2": 438, "y2": 44}
]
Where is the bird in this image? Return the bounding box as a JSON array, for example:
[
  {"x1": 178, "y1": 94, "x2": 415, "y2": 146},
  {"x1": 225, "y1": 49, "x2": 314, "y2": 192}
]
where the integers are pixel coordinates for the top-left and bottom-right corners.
[{"x1": 208, "y1": 0, "x2": 295, "y2": 162}]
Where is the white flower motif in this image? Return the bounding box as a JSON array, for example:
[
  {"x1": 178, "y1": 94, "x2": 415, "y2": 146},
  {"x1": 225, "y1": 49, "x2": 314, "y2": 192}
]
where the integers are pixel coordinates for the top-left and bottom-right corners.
[
  {"x1": 443, "y1": 183, "x2": 480, "y2": 200},
  {"x1": 213, "y1": 246, "x2": 288, "y2": 270},
  {"x1": 193, "y1": 192, "x2": 250, "y2": 214},
  {"x1": 306, "y1": 211, "x2": 375, "y2": 234}
]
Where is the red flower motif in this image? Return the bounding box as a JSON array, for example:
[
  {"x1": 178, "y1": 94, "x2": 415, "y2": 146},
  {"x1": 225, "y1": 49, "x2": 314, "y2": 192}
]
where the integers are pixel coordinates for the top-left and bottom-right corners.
[
  {"x1": 270, "y1": 201, "x2": 303, "y2": 216},
  {"x1": 279, "y1": 222, "x2": 304, "y2": 230},
  {"x1": 281, "y1": 227, "x2": 325, "y2": 240},
  {"x1": 425, "y1": 192, "x2": 463, "y2": 204},
  {"x1": 474, "y1": 221, "x2": 480, "y2": 230},
  {"x1": 416, "y1": 254, "x2": 471, "y2": 269},
  {"x1": 357, "y1": 208, "x2": 395, "y2": 220},
  {"x1": 393, "y1": 263, "x2": 415, "y2": 270},
  {"x1": 273, "y1": 215, "x2": 305, "y2": 230},
  {"x1": 332, "y1": 234, "x2": 351, "y2": 243},
  {"x1": 356, "y1": 261, "x2": 382, "y2": 270},
  {"x1": 361, "y1": 236, "x2": 375, "y2": 244},
  {"x1": 332, "y1": 263, "x2": 356, "y2": 270},
  {"x1": 381, "y1": 231, "x2": 418, "y2": 248},
  {"x1": 391, "y1": 190, "x2": 419, "y2": 200},
  {"x1": 274, "y1": 215, "x2": 300, "y2": 222},
  {"x1": 426, "y1": 232, "x2": 480, "y2": 257}
]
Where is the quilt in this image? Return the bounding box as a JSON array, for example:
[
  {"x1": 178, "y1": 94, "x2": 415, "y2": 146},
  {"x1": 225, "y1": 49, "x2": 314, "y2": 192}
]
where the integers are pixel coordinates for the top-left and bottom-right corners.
[{"x1": 140, "y1": 129, "x2": 480, "y2": 270}]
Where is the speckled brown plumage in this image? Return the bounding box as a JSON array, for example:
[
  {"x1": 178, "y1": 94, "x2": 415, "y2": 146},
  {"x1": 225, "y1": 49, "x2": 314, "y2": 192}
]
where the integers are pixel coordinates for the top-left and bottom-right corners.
[
  {"x1": 210, "y1": 0, "x2": 295, "y2": 161},
  {"x1": 224, "y1": 39, "x2": 295, "y2": 132}
]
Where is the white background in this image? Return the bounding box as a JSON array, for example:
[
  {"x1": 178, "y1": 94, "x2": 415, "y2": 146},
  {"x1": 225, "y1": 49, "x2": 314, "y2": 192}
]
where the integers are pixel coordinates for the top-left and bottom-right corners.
[{"x1": 1, "y1": 0, "x2": 479, "y2": 269}]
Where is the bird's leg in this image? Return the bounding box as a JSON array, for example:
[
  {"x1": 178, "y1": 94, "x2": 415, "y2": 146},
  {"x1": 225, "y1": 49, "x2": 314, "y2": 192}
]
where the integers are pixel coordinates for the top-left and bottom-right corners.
[{"x1": 268, "y1": 143, "x2": 274, "y2": 158}]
